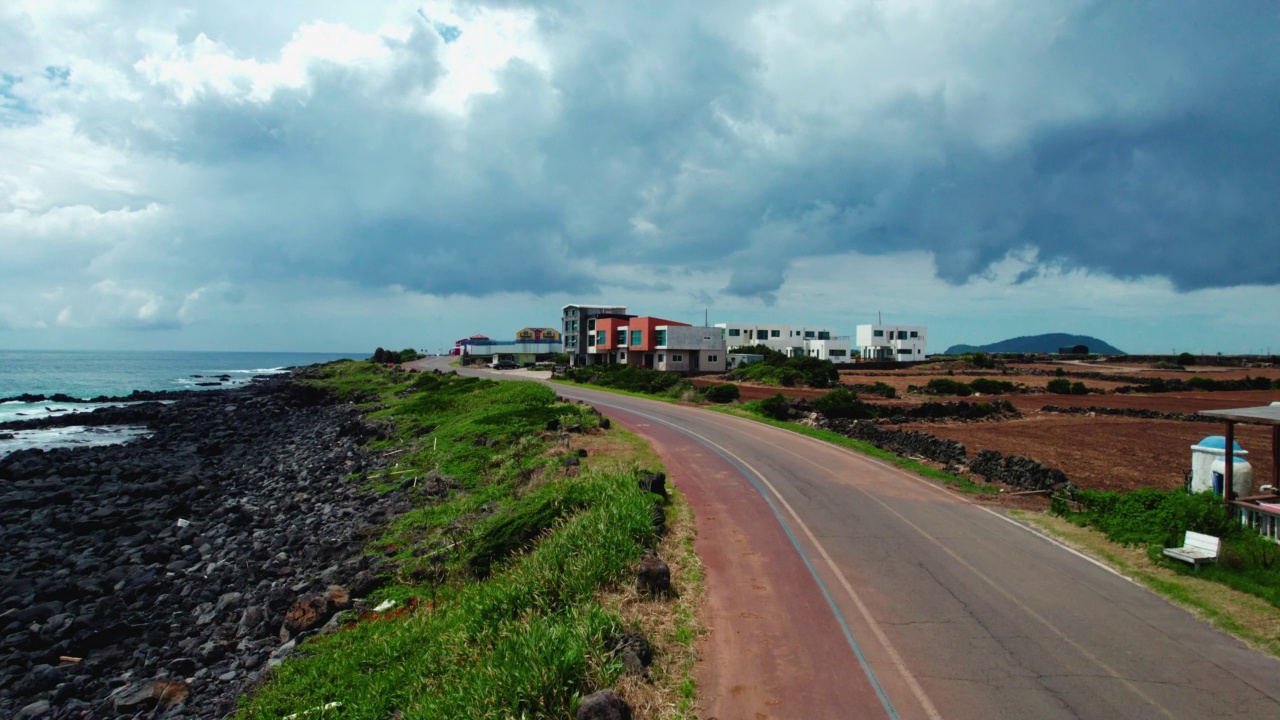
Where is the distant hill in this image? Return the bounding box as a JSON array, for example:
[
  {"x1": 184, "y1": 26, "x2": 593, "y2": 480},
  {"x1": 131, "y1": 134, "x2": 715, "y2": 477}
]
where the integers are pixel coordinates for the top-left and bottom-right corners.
[{"x1": 944, "y1": 333, "x2": 1126, "y2": 356}]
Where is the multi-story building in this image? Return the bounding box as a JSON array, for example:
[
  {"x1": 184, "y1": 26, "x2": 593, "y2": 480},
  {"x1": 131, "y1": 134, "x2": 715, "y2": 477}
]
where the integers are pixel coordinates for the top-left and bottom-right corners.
[
  {"x1": 714, "y1": 323, "x2": 853, "y2": 362},
  {"x1": 855, "y1": 324, "x2": 928, "y2": 360},
  {"x1": 588, "y1": 315, "x2": 727, "y2": 373},
  {"x1": 562, "y1": 304, "x2": 630, "y2": 366}
]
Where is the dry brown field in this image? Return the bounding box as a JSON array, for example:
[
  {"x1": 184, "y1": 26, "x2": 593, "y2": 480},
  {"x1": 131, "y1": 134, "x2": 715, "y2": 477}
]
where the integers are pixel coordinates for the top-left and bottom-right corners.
[{"x1": 703, "y1": 359, "x2": 1280, "y2": 495}]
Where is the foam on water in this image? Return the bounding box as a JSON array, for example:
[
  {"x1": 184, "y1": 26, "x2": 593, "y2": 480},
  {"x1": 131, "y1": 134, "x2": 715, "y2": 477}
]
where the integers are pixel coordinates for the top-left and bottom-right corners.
[{"x1": 0, "y1": 424, "x2": 152, "y2": 456}]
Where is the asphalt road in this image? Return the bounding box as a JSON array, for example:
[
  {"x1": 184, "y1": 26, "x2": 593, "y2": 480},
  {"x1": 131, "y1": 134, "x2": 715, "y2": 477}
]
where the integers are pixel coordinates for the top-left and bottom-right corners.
[{"x1": 431, "y1": 361, "x2": 1280, "y2": 719}]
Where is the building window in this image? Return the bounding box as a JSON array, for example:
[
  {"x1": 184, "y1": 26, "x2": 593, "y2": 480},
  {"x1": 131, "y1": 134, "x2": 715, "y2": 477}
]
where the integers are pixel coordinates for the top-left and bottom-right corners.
[
  {"x1": 658, "y1": 354, "x2": 665, "y2": 362},
  {"x1": 708, "y1": 355, "x2": 718, "y2": 362},
  {"x1": 617, "y1": 329, "x2": 626, "y2": 345},
  {"x1": 728, "y1": 328, "x2": 740, "y2": 336},
  {"x1": 656, "y1": 329, "x2": 667, "y2": 346},
  {"x1": 873, "y1": 330, "x2": 884, "y2": 337},
  {"x1": 597, "y1": 330, "x2": 606, "y2": 346},
  {"x1": 898, "y1": 348, "x2": 913, "y2": 354},
  {"x1": 771, "y1": 330, "x2": 780, "y2": 337},
  {"x1": 897, "y1": 331, "x2": 908, "y2": 339},
  {"x1": 588, "y1": 335, "x2": 595, "y2": 347},
  {"x1": 818, "y1": 331, "x2": 830, "y2": 340},
  {"x1": 910, "y1": 331, "x2": 918, "y2": 338},
  {"x1": 620, "y1": 352, "x2": 626, "y2": 360},
  {"x1": 804, "y1": 331, "x2": 815, "y2": 338},
  {"x1": 630, "y1": 330, "x2": 642, "y2": 346},
  {"x1": 672, "y1": 354, "x2": 684, "y2": 362}
]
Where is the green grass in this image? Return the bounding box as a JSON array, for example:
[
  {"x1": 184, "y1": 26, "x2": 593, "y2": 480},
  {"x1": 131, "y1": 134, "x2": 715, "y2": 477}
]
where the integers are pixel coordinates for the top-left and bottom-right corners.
[
  {"x1": 235, "y1": 362, "x2": 682, "y2": 719},
  {"x1": 1012, "y1": 511, "x2": 1280, "y2": 657},
  {"x1": 549, "y1": 376, "x2": 686, "y2": 404},
  {"x1": 1052, "y1": 487, "x2": 1280, "y2": 609},
  {"x1": 708, "y1": 405, "x2": 997, "y2": 494}
]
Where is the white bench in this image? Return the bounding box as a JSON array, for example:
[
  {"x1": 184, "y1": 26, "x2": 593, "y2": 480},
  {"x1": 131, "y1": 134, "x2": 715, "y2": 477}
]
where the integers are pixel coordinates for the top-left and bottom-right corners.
[{"x1": 1162, "y1": 531, "x2": 1221, "y2": 569}]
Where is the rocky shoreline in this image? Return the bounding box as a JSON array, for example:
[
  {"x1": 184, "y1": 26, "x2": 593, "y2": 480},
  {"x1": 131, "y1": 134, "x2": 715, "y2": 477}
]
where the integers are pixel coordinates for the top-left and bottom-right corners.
[{"x1": 1, "y1": 369, "x2": 408, "y2": 719}]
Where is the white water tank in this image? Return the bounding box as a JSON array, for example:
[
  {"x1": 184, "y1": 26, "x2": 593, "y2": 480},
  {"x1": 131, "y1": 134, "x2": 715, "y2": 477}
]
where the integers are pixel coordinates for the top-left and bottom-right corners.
[
  {"x1": 1210, "y1": 457, "x2": 1254, "y2": 498},
  {"x1": 1190, "y1": 436, "x2": 1248, "y2": 494}
]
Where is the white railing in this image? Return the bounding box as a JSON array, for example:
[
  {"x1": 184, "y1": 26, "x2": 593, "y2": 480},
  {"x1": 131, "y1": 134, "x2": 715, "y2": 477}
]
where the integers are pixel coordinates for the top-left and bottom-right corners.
[{"x1": 1232, "y1": 499, "x2": 1280, "y2": 545}]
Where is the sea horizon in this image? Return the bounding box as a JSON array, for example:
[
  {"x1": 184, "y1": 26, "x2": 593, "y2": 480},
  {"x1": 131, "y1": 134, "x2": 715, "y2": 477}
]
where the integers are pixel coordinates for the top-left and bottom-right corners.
[{"x1": 0, "y1": 349, "x2": 364, "y2": 456}]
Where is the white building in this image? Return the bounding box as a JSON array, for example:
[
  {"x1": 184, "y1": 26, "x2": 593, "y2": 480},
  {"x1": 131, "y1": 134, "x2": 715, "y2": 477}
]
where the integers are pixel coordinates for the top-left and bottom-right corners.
[
  {"x1": 714, "y1": 323, "x2": 853, "y2": 362},
  {"x1": 855, "y1": 324, "x2": 927, "y2": 361}
]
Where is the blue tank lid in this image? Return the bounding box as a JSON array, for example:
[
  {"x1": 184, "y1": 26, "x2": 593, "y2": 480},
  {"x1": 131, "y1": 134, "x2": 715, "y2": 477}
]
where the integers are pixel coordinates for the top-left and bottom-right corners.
[{"x1": 1196, "y1": 436, "x2": 1245, "y2": 452}]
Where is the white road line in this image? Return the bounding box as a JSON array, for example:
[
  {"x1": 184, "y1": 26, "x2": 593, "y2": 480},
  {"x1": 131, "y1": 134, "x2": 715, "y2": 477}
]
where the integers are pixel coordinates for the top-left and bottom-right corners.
[{"x1": 585, "y1": 398, "x2": 940, "y2": 720}]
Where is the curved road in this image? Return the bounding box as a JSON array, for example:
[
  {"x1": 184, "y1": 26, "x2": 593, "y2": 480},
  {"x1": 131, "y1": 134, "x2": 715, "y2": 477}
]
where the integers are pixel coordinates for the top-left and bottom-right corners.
[{"x1": 434, "y1": 362, "x2": 1280, "y2": 719}]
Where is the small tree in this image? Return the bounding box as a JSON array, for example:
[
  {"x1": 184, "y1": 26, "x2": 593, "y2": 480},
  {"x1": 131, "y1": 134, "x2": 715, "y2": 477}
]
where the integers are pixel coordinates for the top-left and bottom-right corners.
[
  {"x1": 1047, "y1": 378, "x2": 1072, "y2": 394},
  {"x1": 1176, "y1": 352, "x2": 1195, "y2": 366}
]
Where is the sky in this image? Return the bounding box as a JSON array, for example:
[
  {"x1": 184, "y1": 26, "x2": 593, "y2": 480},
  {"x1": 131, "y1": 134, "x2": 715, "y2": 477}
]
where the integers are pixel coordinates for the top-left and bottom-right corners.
[{"x1": 1, "y1": 0, "x2": 1277, "y2": 356}]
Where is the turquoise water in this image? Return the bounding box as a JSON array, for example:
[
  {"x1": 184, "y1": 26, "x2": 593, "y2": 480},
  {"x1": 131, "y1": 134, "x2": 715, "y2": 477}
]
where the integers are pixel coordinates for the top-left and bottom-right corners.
[
  {"x1": 0, "y1": 350, "x2": 360, "y2": 456},
  {"x1": 0, "y1": 350, "x2": 359, "y2": 399}
]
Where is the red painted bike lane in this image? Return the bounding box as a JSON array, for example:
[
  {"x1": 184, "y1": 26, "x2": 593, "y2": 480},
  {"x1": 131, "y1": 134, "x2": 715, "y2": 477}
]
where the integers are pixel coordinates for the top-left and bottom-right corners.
[{"x1": 600, "y1": 405, "x2": 891, "y2": 720}]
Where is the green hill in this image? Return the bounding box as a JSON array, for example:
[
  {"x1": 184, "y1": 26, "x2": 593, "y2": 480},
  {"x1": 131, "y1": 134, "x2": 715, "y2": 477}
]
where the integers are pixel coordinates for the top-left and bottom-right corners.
[{"x1": 944, "y1": 333, "x2": 1125, "y2": 356}]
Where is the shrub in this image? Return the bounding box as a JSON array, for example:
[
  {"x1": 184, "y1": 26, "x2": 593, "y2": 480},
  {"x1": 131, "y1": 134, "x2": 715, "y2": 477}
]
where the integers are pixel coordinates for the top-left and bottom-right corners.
[
  {"x1": 757, "y1": 393, "x2": 790, "y2": 420},
  {"x1": 970, "y1": 378, "x2": 1016, "y2": 395},
  {"x1": 874, "y1": 382, "x2": 897, "y2": 399},
  {"x1": 966, "y1": 352, "x2": 998, "y2": 369},
  {"x1": 1047, "y1": 378, "x2": 1072, "y2": 394},
  {"x1": 925, "y1": 378, "x2": 973, "y2": 396},
  {"x1": 726, "y1": 354, "x2": 838, "y2": 389},
  {"x1": 1061, "y1": 489, "x2": 1238, "y2": 547},
  {"x1": 701, "y1": 383, "x2": 740, "y2": 403},
  {"x1": 813, "y1": 387, "x2": 877, "y2": 420},
  {"x1": 1177, "y1": 352, "x2": 1195, "y2": 366},
  {"x1": 564, "y1": 365, "x2": 688, "y2": 395},
  {"x1": 1054, "y1": 367, "x2": 1066, "y2": 377}
]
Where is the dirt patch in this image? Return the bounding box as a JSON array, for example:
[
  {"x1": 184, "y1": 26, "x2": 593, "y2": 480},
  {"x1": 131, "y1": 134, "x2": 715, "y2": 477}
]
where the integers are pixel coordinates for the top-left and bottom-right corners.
[{"x1": 915, "y1": 413, "x2": 1276, "y2": 494}]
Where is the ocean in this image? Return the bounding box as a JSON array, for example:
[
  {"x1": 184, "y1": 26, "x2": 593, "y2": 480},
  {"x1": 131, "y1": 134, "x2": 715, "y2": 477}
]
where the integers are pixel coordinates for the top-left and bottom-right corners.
[{"x1": 0, "y1": 349, "x2": 360, "y2": 456}]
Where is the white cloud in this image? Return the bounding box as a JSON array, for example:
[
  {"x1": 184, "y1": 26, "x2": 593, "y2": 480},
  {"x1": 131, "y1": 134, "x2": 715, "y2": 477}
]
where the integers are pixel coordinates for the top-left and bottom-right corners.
[{"x1": 0, "y1": 0, "x2": 1275, "y2": 354}]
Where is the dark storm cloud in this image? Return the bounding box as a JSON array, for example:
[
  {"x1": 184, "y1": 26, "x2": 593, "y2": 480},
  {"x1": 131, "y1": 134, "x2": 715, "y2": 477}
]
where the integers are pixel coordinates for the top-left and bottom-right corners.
[{"x1": 4, "y1": 0, "x2": 1278, "y2": 335}]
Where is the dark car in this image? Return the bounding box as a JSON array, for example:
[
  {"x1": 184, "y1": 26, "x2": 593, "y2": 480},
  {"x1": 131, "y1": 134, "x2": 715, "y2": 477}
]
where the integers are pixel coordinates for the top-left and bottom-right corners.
[{"x1": 491, "y1": 361, "x2": 519, "y2": 370}]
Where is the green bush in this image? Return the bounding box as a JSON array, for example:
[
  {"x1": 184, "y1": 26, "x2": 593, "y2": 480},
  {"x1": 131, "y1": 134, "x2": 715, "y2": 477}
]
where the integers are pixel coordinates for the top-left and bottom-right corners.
[
  {"x1": 1176, "y1": 352, "x2": 1195, "y2": 366},
  {"x1": 813, "y1": 387, "x2": 877, "y2": 420},
  {"x1": 1047, "y1": 378, "x2": 1072, "y2": 394},
  {"x1": 966, "y1": 352, "x2": 998, "y2": 369},
  {"x1": 757, "y1": 393, "x2": 790, "y2": 420},
  {"x1": 1064, "y1": 489, "x2": 1237, "y2": 547},
  {"x1": 925, "y1": 378, "x2": 973, "y2": 396},
  {"x1": 564, "y1": 365, "x2": 688, "y2": 395},
  {"x1": 700, "y1": 383, "x2": 741, "y2": 403},
  {"x1": 726, "y1": 354, "x2": 838, "y2": 388},
  {"x1": 970, "y1": 377, "x2": 1016, "y2": 395}
]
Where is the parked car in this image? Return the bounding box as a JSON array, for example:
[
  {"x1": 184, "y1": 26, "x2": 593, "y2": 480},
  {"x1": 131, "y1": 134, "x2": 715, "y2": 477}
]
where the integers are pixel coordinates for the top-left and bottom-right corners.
[{"x1": 491, "y1": 360, "x2": 519, "y2": 370}]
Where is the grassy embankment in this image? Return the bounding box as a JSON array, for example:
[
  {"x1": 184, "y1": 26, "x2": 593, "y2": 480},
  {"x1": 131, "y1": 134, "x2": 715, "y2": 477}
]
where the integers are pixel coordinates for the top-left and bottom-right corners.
[{"x1": 236, "y1": 361, "x2": 702, "y2": 719}]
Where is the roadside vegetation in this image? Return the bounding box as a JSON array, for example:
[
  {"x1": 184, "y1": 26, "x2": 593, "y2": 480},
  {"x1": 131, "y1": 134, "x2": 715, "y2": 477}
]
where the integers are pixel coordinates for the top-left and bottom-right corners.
[
  {"x1": 561, "y1": 364, "x2": 739, "y2": 404},
  {"x1": 236, "y1": 361, "x2": 701, "y2": 719},
  {"x1": 370, "y1": 346, "x2": 423, "y2": 363},
  {"x1": 724, "y1": 345, "x2": 839, "y2": 388},
  {"x1": 1051, "y1": 489, "x2": 1280, "y2": 608}
]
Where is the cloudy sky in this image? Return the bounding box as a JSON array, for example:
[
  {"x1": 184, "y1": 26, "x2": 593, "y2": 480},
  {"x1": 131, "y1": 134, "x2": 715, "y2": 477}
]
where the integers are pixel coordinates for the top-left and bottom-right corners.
[{"x1": 2, "y1": 0, "x2": 1277, "y2": 355}]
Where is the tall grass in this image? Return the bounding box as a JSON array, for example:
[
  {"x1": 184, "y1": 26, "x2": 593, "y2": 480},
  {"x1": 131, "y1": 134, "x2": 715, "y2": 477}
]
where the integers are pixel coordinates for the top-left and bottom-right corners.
[{"x1": 235, "y1": 362, "x2": 671, "y2": 718}]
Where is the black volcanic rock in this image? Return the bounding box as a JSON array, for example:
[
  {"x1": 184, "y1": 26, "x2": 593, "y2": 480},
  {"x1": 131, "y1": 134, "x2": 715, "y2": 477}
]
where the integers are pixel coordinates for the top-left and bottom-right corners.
[{"x1": 0, "y1": 372, "x2": 409, "y2": 718}]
